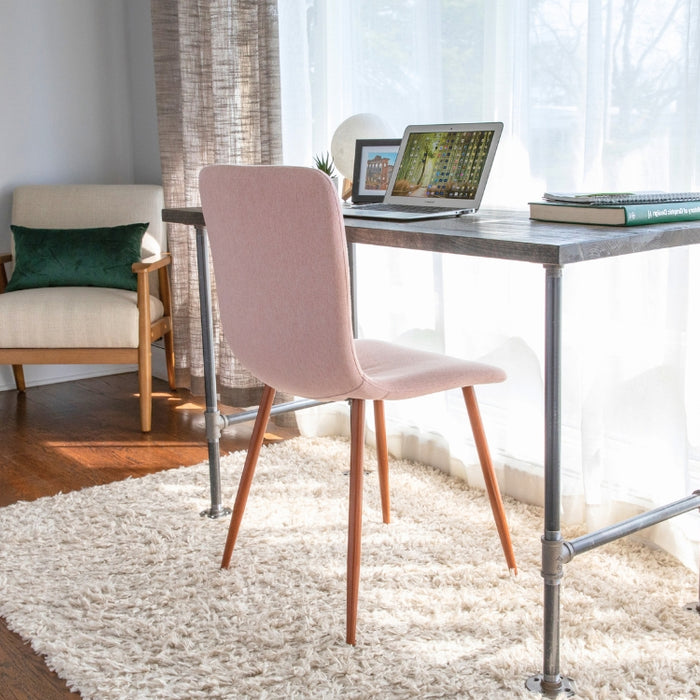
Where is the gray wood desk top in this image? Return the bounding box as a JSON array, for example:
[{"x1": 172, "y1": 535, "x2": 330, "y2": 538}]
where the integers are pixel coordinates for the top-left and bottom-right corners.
[{"x1": 162, "y1": 206, "x2": 700, "y2": 267}]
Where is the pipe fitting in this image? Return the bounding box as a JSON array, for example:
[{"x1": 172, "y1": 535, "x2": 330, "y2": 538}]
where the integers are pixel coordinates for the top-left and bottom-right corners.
[{"x1": 541, "y1": 536, "x2": 565, "y2": 585}]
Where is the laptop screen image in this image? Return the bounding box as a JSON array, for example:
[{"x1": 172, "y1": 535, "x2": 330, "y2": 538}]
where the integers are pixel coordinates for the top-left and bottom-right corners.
[{"x1": 389, "y1": 127, "x2": 498, "y2": 201}]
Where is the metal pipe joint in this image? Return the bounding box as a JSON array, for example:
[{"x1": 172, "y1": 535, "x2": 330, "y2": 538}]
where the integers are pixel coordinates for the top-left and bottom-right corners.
[
  {"x1": 540, "y1": 536, "x2": 565, "y2": 585},
  {"x1": 204, "y1": 409, "x2": 224, "y2": 441}
]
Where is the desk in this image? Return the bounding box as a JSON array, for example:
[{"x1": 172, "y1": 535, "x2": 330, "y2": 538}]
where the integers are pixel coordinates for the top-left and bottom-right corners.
[{"x1": 163, "y1": 205, "x2": 700, "y2": 697}]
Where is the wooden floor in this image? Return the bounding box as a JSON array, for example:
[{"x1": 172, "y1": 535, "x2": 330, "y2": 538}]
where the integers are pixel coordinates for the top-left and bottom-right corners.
[{"x1": 0, "y1": 372, "x2": 297, "y2": 699}]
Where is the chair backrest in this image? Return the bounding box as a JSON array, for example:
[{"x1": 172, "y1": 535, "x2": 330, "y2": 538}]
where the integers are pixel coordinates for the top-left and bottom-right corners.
[
  {"x1": 199, "y1": 165, "x2": 367, "y2": 400},
  {"x1": 11, "y1": 184, "x2": 166, "y2": 259}
]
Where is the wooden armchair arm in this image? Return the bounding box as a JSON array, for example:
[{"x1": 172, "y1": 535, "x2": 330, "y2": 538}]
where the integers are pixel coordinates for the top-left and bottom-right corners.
[
  {"x1": 133, "y1": 252, "x2": 174, "y2": 346},
  {"x1": 0, "y1": 252, "x2": 12, "y2": 293},
  {"x1": 131, "y1": 251, "x2": 172, "y2": 273},
  {"x1": 133, "y1": 253, "x2": 173, "y2": 321}
]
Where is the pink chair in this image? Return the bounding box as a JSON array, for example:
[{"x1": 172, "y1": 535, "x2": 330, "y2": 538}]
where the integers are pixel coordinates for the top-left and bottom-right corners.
[{"x1": 199, "y1": 165, "x2": 516, "y2": 645}]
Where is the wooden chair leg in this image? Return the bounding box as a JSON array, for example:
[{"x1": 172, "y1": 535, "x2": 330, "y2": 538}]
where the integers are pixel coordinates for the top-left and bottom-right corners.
[
  {"x1": 346, "y1": 398, "x2": 365, "y2": 645},
  {"x1": 12, "y1": 365, "x2": 26, "y2": 392},
  {"x1": 462, "y1": 386, "x2": 518, "y2": 574},
  {"x1": 158, "y1": 266, "x2": 176, "y2": 390},
  {"x1": 373, "y1": 400, "x2": 391, "y2": 524},
  {"x1": 136, "y1": 266, "x2": 153, "y2": 433},
  {"x1": 138, "y1": 350, "x2": 152, "y2": 433},
  {"x1": 221, "y1": 384, "x2": 276, "y2": 569},
  {"x1": 163, "y1": 328, "x2": 176, "y2": 390}
]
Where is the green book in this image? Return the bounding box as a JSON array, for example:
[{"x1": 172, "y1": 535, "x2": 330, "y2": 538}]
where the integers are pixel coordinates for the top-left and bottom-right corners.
[{"x1": 529, "y1": 199, "x2": 700, "y2": 226}]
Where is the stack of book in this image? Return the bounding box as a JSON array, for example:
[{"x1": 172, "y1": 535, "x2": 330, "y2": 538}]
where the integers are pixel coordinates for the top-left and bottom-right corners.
[{"x1": 529, "y1": 191, "x2": 700, "y2": 226}]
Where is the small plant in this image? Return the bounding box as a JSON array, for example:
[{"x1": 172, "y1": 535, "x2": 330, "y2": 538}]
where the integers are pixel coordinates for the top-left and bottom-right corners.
[{"x1": 313, "y1": 151, "x2": 337, "y2": 178}]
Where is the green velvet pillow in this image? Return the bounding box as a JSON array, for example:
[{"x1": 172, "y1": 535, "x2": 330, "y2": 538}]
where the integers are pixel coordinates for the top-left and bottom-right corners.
[{"x1": 6, "y1": 223, "x2": 149, "y2": 292}]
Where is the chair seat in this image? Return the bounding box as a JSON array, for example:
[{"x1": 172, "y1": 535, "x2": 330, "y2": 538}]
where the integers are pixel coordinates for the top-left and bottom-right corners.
[
  {"x1": 344, "y1": 339, "x2": 506, "y2": 401},
  {"x1": 0, "y1": 287, "x2": 164, "y2": 348}
]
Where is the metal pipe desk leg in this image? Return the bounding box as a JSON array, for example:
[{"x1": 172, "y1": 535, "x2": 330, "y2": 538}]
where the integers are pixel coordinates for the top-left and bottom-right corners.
[
  {"x1": 195, "y1": 225, "x2": 231, "y2": 520},
  {"x1": 685, "y1": 557, "x2": 700, "y2": 613},
  {"x1": 527, "y1": 264, "x2": 575, "y2": 697}
]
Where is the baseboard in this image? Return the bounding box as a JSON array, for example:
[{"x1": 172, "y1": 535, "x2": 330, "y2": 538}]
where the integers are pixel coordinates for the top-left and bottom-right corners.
[{"x1": 0, "y1": 345, "x2": 170, "y2": 392}]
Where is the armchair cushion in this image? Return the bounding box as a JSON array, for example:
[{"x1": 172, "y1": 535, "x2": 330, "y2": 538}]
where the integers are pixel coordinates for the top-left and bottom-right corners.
[
  {"x1": 0, "y1": 287, "x2": 165, "y2": 348},
  {"x1": 5, "y1": 223, "x2": 149, "y2": 293}
]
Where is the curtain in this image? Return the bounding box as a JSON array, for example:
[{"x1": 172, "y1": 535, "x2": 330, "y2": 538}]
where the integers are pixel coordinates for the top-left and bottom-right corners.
[
  {"x1": 151, "y1": 0, "x2": 283, "y2": 406},
  {"x1": 279, "y1": 0, "x2": 700, "y2": 570}
]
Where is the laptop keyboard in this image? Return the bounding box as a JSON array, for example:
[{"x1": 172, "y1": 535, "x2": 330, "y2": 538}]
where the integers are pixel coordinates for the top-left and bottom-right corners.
[{"x1": 355, "y1": 203, "x2": 456, "y2": 213}]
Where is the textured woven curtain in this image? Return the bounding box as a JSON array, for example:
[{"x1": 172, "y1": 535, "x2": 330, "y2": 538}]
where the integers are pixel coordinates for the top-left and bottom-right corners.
[{"x1": 151, "y1": 0, "x2": 282, "y2": 406}]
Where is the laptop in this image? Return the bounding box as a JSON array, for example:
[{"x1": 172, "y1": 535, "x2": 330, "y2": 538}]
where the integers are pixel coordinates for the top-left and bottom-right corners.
[{"x1": 345, "y1": 122, "x2": 503, "y2": 221}]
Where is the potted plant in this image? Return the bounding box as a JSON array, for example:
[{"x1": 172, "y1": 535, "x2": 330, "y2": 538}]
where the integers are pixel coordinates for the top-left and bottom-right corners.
[
  {"x1": 313, "y1": 151, "x2": 337, "y2": 178},
  {"x1": 313, "y1": 151, "x2": 340, "y2": 195}
]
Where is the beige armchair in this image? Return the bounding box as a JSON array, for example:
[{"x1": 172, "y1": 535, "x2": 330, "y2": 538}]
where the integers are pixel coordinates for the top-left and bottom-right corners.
[{"x1": 0, "y1": 184, "x2": 175, "y2": 432}]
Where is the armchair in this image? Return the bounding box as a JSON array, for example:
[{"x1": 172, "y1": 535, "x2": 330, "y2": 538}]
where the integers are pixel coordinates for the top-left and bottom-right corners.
[{"x1": 0, "y1": 184, "x2": 176, "y2": 432}]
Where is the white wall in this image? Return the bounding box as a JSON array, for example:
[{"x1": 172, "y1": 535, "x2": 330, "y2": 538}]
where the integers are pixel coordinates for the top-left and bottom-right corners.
[
  {"x1": 124, "y1": 0, "x2": 162, "y2": 186},
  {"x1": 0, "y1": 0, "x2": 163, "y2": 390}
]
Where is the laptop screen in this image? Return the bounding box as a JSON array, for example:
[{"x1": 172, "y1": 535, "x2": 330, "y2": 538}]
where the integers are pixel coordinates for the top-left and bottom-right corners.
[{"x1": 384, "y1": 122, "x2": 502, "y2": 209}]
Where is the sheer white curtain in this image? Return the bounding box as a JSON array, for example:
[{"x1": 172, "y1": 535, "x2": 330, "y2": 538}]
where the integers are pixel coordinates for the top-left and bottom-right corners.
[{"x1": 278, "y1": 0, "x2": 700, "y2": 570}]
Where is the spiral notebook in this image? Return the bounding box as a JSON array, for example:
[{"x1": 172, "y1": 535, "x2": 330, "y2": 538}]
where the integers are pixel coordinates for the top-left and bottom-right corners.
[{"x1": 543, "y1": 191, "x2": 700, "y2": 206}]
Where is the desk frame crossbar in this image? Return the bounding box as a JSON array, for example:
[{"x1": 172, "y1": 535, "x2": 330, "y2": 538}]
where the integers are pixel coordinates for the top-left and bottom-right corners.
[
  {"x1": 221, "y1": 398, "x2": 328, "y2": 429},
  {"x1": 563, "y1": 492, "x2": 700, "y2": 563}
]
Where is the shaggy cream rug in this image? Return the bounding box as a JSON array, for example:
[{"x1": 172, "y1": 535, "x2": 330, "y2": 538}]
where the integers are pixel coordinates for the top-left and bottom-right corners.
[{"x1": 0, "y1": 437, "x2": 698, "y2": 699}]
